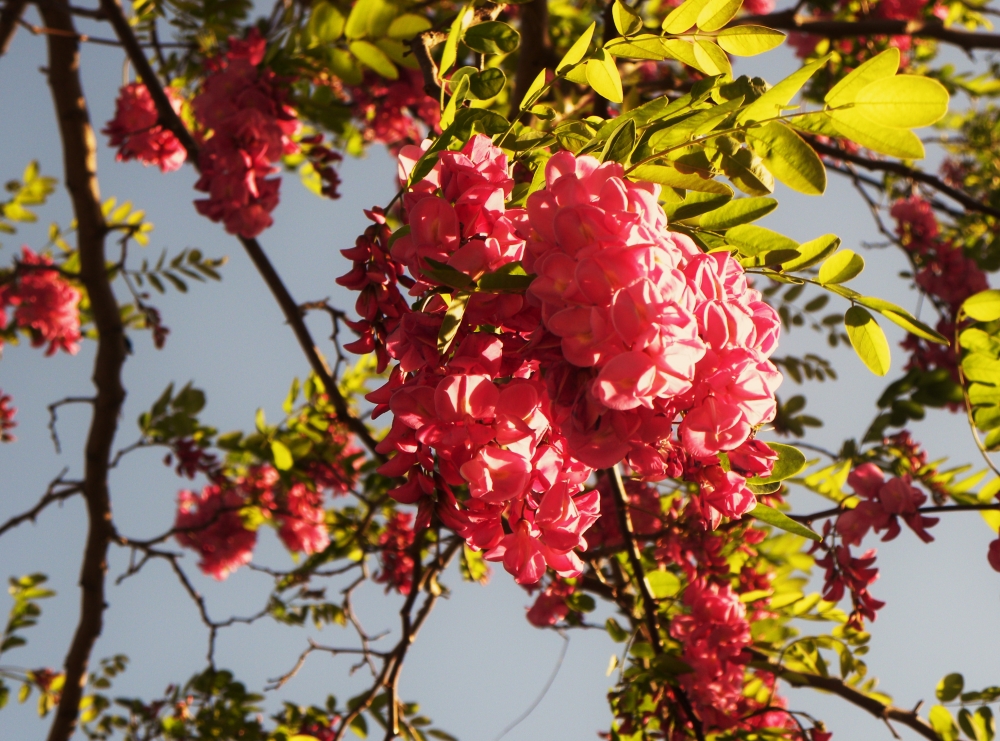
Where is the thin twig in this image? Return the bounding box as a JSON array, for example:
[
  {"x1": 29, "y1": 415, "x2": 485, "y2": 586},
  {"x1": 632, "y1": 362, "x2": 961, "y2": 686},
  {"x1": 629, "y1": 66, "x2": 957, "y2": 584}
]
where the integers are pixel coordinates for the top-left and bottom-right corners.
[
  {"x1": 492, "y1": 631, "x2": 569, "y2": 741},
  {"x1": 46, "y1": 396, "x2": 94, "y2": 454},
  {"x1": 0, "y1": 470, "x2": 82, "y2": 538}
]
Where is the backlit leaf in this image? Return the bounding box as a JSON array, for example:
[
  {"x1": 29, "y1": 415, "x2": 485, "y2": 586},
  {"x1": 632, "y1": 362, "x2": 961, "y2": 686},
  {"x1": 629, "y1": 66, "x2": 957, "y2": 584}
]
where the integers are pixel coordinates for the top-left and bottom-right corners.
[
  {"x1": 817, "y1": 249, "x2": 864, "y2": 284},
  {"x1": 438, "y1": 292, "x2": 470, "y2": 354},
  {"x1": 271, "y1": 440, "x2": 294, "y2": 471},
  {"x1": 964, "y1": 290, "x2": 1000, "y2": 322},
  {"x1": 463, "y1": 21, "x2": 519, "y2": 55},
  {"x1": 716, "y1": 25, "x2": 785, "y2": 56},
  {"x1": 749, "y1": 503, "x2": 821, "y2": 541},
  {"x1": 845, "y1": 306, "x2": 891, "y2": 376},
  {"x1": 612, "y1": 0, "x2": 643, "y2": 36},
  {"x1": 825, "y1": 47, "x2": 900, "y2": 107},
  {"x1": 853, "y1": 75, "x2": 949, "y2": 129},
  {"x1": 587, "y1": 50, "x2": 623, "y2": 103},
  {"x1": 698, "y1": 196, "x2": 776, "y2": 229},
  {"x1": 349, "y1": 40, "x2": 397, "y2": 79},
  {"x1": 629, "y1": 164, "x2": 733, "y2": 194},
  {"x1": 745, "y1": 121, "x2": 826, "y2": 195},
  {"x1": 662, "y1": 0, "x2": 711, "y2": 33},
  {"x1": 827, "y1": 108, "x2": 925, "y2": 159},
  {"x1": 557, "y1": 22, "x2": 596, "y2": 73},
  {"x1": 696, "y1": 0, "x2": 742, "y2": 32}
]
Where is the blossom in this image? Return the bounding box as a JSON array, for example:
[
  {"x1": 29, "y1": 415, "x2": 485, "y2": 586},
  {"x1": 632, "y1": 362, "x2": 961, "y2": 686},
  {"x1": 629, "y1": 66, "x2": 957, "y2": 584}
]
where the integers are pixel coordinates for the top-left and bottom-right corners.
[
  {"x1": 0, "y1": 389, "x2": 15, "y2": 442},
  {"x1": 103, "y1": 82, "x2": 187, "y2": 172},
  {"x1": 276, "y1": 483, "x2": 329, "y2": 554},
  {"x1": 836, "y1": 462, "x2": 938, "y2": 544},
  {"x1": 375, "y1": 512, "x2": 416, "y2": 594},
  {"x1": 175, "y1": 484, "x2": 257, "y2": 580},
  {"x1": 349, "y1": 69, "x2": 440, "y2": 151},
  {"x1": 191, "y1": 29, "x2": 301, "y2": 238},
  {"x1": 526, "y1": 580, "x2": 574, "y2": 627},
  {"x1": 0, "y1": 248, "x2": 82, "y2": 355},
  {"x1": 989, "y1": 538, "x2": 1000, "y2": 573}
]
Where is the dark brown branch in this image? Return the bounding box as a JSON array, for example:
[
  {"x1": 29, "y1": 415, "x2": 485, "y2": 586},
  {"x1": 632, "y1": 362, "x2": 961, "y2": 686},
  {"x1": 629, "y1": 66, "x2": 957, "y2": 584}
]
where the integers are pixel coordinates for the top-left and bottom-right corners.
[
  {"x1": 0, "y1": 0, "x2": 27, "y2": 55},
  {"x1": 790, "y1": 501, "x2": 1000, "y2": 524},
  {"x1": 265, "y1": 640, "x2": 392, "y2": 691},
  {"x1": 808, "y1": 138, "x2": 1000, "y2": 219},
  {"x1": 748, "y1": 648, "x2": 942, "y2": 741},
  {"x1": 733, "y1": 9, "x2": 1000, "y2": 51},
  {"x1": 604, "y1": 466, "x2": 706, "y2": 741},
  {"x1": 39, "y1": 0, "x2": 126, "y2": 738},
  {"x1": 511, "y1": 0, "x2": 551, "y2": 115},
  {"x1": 0, "y1": 470, "x2": 82, "y2": 538},
  {"x1": 99, "y1": 0, "x2": 383, "y2": 460}
]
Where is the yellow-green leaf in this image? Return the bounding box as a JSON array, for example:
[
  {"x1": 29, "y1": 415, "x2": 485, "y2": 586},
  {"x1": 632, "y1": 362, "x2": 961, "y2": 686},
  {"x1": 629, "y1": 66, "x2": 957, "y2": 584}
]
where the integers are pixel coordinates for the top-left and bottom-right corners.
[
  {"x1": 629, "y1": 164, "x2": 734, "y2": 194},
  {"x1": 586, "y1": 50, "x2": 623, "y2": 103},
  {"x1": 440, "y1": 5, "x2": 472, "y2": 77},
  {"x1": 613, "y1": 0, "x2": 643, "y2": 36},
  {"x1": 271, "y1": 440, "x2": 294, "y2": 471},
  {"x1": 825, "y1": 47, "x2": 900, "y2": 107},
  {"x1": 716, "y1": 25, "x2": 785, "y2": 56},
  {"x1": 660, "y1": 38, "x2": 701, "y2": 69},
  {"x1": 854, "y1": 295, "x2": 949, "y2": 344},
  {"x1": 438, "y1": 292, "x2": 470, "y2": 354},
  {"x1": 749, "y1": 503, "x2": 822, "y2": 541},
  {"x1": 696, "y1": 0, "x2": 742, "y2": 32},
  {"x1": 963, "y1": 289, "x2": 1000, "y2": 322},
  {"x1": 349, "y1": 40, "x2": 398, "y2": 78},
  {"x1": 557, "y1": 21, "x2": 596, "y2": 73},
  {"x1": 745, "y1": 121, "x2": 826, "y2": 195},
  {"x1": 781, "y1": 233, "x2": 839, "y2": 272},
  {"x1": 827, "y1": 108, "x2": 925, "y2": 159},
  {"x1": 693, "y1": 39, "x2": 731, "y2": 78},
  {"x1": 645, "y1": 570, "x2": 681, "y2": 598},
  {"x1": 818, "y1": 249, "x2": 864, "y2": 284},
  {"x1": 662, "y1": 0, "x2": 712, "y2": 33},
  {"x1": 853, "y1": 75, "x2": 950, "y2": 128},
  {"x1": 387, "y1": 13, "x2": 432, "y2": 39},
  {"x1": 845, "y1": 306, "x2": 891, "y2": 376},
  {"x1": 739, "y1": 54, "x2": 830, "y2": 124}
]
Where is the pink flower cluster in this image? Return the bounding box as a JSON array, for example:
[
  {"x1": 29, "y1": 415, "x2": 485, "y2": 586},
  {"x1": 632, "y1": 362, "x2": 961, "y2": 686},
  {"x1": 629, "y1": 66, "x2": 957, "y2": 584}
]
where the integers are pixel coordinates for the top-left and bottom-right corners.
[
  {"x1": 192, "y1": 30, "x2": 301, "y2": 238},
  {"x1": 340, "y1": 135, "x2": 784, "y2": 585},
  {"x1": 375, "y1": 511, "x2": 416, "y2": 594},
  {"x1": 350, "y1": 69, "x2": 441, "y2": 152},
  {"x1": 891, "y1": 196, "x2": 987, "y2": 377},
  {"x1": 0, "y1": 388, "x2": 15, "y2": 443},
  {"x1": 815, "y1": 540, "x2": 884, "y2": 628},
  {"x1": 103, "y1": 82, "x2": 187, "y2": 173},
  {"x1": 670, "y1": 579, "x2": 751, "y2": 728},
  {"x1": 175, "y1": 465, "x2": 332, "y2": 580},
  {"x1": 0, "y1": 248, "x2": 82, "y2": 355},
  {"x1": 836, "y1": 462, "x2": 938, "y2": 545}
]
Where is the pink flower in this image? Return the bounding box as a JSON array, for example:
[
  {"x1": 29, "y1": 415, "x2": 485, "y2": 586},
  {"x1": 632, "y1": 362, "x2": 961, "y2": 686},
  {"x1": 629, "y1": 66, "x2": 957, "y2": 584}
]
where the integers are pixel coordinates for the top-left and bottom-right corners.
[
  {"x1": 0, "y1": 389, "x2": 16, "y2": 443},
  {"x1": 0, "y1": 248, "x2": 82, "y2": 355},
  {"x1": 487, "y1": 519, "x2": 548, "y2": 585},
  {"x1": 526, "y1": 580, "x2": 573, "y2": 627},
  {"x1": 375, "y1": 512, "x2": 416, "y2": 594},
  {"x1": 104, "y1": 83, "x2": 187, "y2": 172},
  {"x1": 460, "y1": 445, "x2": 532, "y2": 503},
  {"x1": 988, "y1": 538, "x2": 1000, "y2": 573},
  {"x1": 837, "y1": 464, "x2": 938, "y2": 544},
  {"x1": 175, "y1": 484, "x2": 257, "y2": 580},
  {"x1": 276, "y1": 483, "x2": 329, "y2": 554}
]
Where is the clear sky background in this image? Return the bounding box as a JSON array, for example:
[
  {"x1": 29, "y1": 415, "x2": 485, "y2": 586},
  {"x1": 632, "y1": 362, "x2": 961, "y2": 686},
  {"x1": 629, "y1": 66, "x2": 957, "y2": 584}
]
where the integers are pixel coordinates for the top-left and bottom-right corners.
[{"x1": 1, "y1": 5, "x2": 999, "y2": 740}]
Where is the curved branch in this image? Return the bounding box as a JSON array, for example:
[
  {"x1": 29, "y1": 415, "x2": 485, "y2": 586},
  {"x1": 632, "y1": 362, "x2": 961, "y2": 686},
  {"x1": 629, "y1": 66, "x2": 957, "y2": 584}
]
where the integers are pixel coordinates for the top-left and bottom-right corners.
[
  {"x1": 39, "y1": 1, "x2": 127, "y2": 738},
  {"x1": 748, "y1": 648, "x2": 942, "y2": 741},
  {"x1": 0, "y1": 0, "x2": 27, "y2": 55},
  {"x1": 98, "y1": 0, "x2": 383, "y2": 459},
  {"x1": 0, "y1": 471, "x2": 82, "y2": 538},
  {"x1": 808, "y1": 138, "x2": 1000, "y2": 219},
  {"x1": 733, "y1": 9, "x2": 1000, "y2": 52}
]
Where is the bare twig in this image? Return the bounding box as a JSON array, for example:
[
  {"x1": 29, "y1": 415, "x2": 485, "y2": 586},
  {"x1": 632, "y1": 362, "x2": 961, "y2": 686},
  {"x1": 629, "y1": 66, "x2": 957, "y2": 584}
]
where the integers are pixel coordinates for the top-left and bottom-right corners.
[
  {"x1": 733, "y1": 9, "x2": 1000, "y2": 52},
  {"x1": 0, "y1": 469, "x2": 82, "y2": 538},
  {"x1": 0, "y1": 0, "x2": 27, "y2": 55},
  {"x1": 40, "y1": 0, "x2": 127, "y2": 737},
  {"x1": 265, "y1": 640, "x2": 392, "y2": 691},
  {"x1": 748, "y1": 648, "x2": 943, "y2": 741},
  {"x1": 809, "y1": 138, "x2": 1000, "y2": 220},
  {"x1": 46, "y1": 396, "x2": 95, "y2": 454},
  {"x1": 492, "y1": 631, "x2": 569, "y2": 741},
  {"x1": 789, "y1": 501, "x2": 1000, "y2": 524},
  {"x1": 99, "y1": 0, "x2": 384, "y2": 461}
]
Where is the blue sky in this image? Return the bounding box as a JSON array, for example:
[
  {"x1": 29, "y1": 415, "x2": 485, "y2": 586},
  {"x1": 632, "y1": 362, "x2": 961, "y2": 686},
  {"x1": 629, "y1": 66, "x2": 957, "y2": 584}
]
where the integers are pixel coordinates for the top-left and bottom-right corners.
[{"x1": 1, "y1": 5, "x2": 999, "y2": 740}]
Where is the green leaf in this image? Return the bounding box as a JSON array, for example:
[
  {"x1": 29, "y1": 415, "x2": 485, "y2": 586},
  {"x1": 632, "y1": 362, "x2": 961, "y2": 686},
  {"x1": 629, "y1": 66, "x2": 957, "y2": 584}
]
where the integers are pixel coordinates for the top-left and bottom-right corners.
[
  {"x1": 645, "y1": 570, "x2": 681, "y2": 598},
  {"x1": 647, "y1": 96, "x2": 744, "y2": 152},
  {"x1": 827, "y1": 108, "x2": 925, "y2": 159},
  {"x1": 605, "y1": 617, "x2": 630, "y2": 642},
  {"x1": 343, "y1": 0, "x2": 372, "y2": 39},
  {"x1": 660, "y1": 38, "x2": 700, "y2": 69},
  {"x1": 854, "y1": 296, "x2": 949, "y2": 344},
  {"x1": 745, "y1": 122, "x2": 826, "y2": 195},
  {"x1": 749, "y1": 504, "x2": 822, "y2": 541},
  {"x1": 586, "y1": 50, "x2": 623, "y2": 103},
  {"x1": 605, "y1": 34, "x2": 669, "y2": 60},
  {"x1": 739, "y1": 55, "x2": 830, "y2": 124},
  {"x1": 612, "y1": 0, "x2": 643, "y2": 36},
  {"x1": 698, "y1": 197, "x2": 776, "y2": 229},
  {"x1": 781, "y1": 234, "x2": 839, "y2": 272},
  {"x1": 271, "y1": 440, "x2": 294, "y2": 471},
  {"x1": 696, "y1": 0, "x2": 742, "y2": 32},
  {"x1": 387, "y1": 13, "x2": 432, "y2": 40},
  {"x1": 521, "y1": 68, "x2": 547, "y2": 107},
  {"x1": 421, "y1": 258, "x2": 474, "y2": 289},
  {"x1": 464, "y1": 68, "x2": 506, "y2": 99},
  {"x1": 556, "y1": 21, "x2": 595, "y2": 73},
  {"x1": 852, "y1": 75, "x2": 949, "y2": 129},
  {"x1": 725, "y1": 224, "x2": 798, "y2": 255},
  {"x1": 720, "y1": 148, "x2": 773, "y2": 196},
  {"x1": 463, "y1": 21, "x2": 519, "y2": 55},
  {"x1": 692, "y1": 39, "x2": 731, "y2": 78},
  {"x1": 664, "y1": 190, "x2": 733, "y2": 220},
  {"x1": 753, "y1": 442, "x2": 806, "y2": 483},
  {"x1": 440, "y1": 5, "x2": 472, "y2": 77},
  {"x1": 349, "y1": 40, "x2": 397, "y2": 79},
  {"x1": 477, "y1": 262, "x2": 535, "y2": 291},
  {"x1": 930, "y1": 706, "x2": 960, "y2": 741},
  {"x1": 817, "y1": 249, "x2": 864, "y2": 284},
  {"x1": 845, "y1": 306, "x2": 891, "y2": 377},
  {"x1": 964, "y1": 290, "x2": 1000, "y2": 322},
  {"x1": 826, "y1": 47, "x2": 900, "y2": 107},
  {"x1": 662, "y1": 0, "x2": 712, "y2": 33},
  {"x1": 716, "y1": 26, "x2": 785, "y2": 56},
  {"x1": 438, "y1": 292, "x2": 470, "y2": 354},
  {"x1": 937, "y1": 673, "x2": 965, "y2": 702},
  {"x1": 307, "y1": 2, "x2": 345, "y2": 45},
  {"x1": 629, "y1": 164, "x2": 733, "y2": 194},
  {"x1": 601, "y1": 119, "x2": 636, "y2": 164}
]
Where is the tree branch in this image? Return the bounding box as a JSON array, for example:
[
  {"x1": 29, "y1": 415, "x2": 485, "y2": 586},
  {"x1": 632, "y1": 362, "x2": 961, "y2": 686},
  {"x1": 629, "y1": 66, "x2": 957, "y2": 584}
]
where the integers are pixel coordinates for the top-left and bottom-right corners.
[
  {"x1": 0, "y1": 470, "x2": 82, "y2": 538},
  {"x1": 748, "y1": 648, "x2": 942, "y2": 741},
  {"x1": 733, "y1": 9, "x2": 1000, "y2": 51},
  {"x1": 808, "y1": 138, "x2": 1000, "y2": 219},
  {"x1": 511, "y1": 0, "x2": 551, "y2": 115},
  {"x1": 98, "y1": 0, "x2": 383, "y2": 459},
  {"x1": 38, "y1": 1, "x2": 126, "y2": 738},
  {"x1": 0, "y1": 0, "x2": 27, "y2": 55}
]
